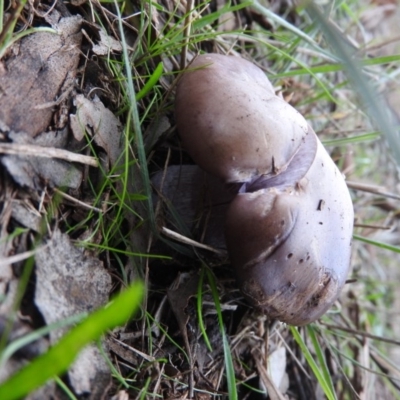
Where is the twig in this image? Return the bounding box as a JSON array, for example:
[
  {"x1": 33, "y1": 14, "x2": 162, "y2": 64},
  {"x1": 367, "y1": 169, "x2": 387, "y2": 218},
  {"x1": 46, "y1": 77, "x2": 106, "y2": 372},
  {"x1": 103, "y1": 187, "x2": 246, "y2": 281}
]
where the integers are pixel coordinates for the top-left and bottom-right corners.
[
  {"x1": 0, "y1": 143, "x2": 98, "y2": 167},
  {"x1": 353, "y1": 223, "x2": 391, "y2": 230},
  {"x1": 321, "y1": 322, "x2": 400, "y2": 347},
  {"x1": 346, "y1": 181, "x2": 400, "y2": 200},
  {"x1": 0, "y1": 246, "x2": 47, "y2": 267},
  {"x1": 161, "y1": 226, "x2": 227, "y2": 256},
  {"x1": 112, "y1": 338, "x2": 155, "y2": 362},
  {"x1": 54, "y1": 189, "x2": 103, "y2": 213}
]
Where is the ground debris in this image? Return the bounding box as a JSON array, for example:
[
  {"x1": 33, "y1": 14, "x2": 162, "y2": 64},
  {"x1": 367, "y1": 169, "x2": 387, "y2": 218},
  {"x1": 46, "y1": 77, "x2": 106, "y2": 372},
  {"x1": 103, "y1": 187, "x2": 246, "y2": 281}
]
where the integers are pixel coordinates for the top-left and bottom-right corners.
[
  {"x1": 1, "y1": 129, "x2": 83, "y2": 190},
  {"x1": 152, "y1": 165, "x2": 234, "y2": 250},
  {"x1": 70, "y1": 94, "x2": 122, "y2": 167},
  {"x1": 92, "y1": 27, "x2": 123, "y2": 55},
  {"x1": 0, "y1": 12, "x2": 86, "y2": 190},
  {"x1": 1, "y1": 0, "x2": 399, "y2": 397},
  {"x1": 34, "y1": 229, "x2": 112, "y2": 396},
  {"x1": 0, "y1": 14, "x2": 82, "y2": 137}
]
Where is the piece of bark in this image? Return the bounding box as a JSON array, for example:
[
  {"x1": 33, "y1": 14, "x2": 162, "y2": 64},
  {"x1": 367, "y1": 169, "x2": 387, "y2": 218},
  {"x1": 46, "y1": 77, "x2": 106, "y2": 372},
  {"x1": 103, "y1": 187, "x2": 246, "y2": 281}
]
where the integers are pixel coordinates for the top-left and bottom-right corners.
[{"x1": 0, "y1": 15, "x2": 82, "y2": 137}]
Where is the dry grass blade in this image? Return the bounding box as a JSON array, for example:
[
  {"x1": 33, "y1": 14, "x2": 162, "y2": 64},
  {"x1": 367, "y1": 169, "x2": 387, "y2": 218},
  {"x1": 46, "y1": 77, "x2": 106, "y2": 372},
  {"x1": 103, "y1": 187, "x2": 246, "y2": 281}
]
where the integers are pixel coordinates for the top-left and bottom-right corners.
[
  {"x1": 53, "y1": 189, "x2": 103, "y2": 213},
  {"x1": 0, "y1": 247, "x2": 47, "y2": 267},
  {"x1": 111, "y1": 337, "x2": 155, "y2": 362},
  {"x1": 180, "y1": 0, "x2": 195, "y2": 70},
  {"x1": 347, "y1": 180, "x2": 400, "y2": 201},
  {"x1": 0, "y1": 144, "x2": 98, "y2": 167},
  {"x1": 161, "y1": 226, "x2": 227, "y2": 256},
  {"x1": 321, "y1": 323, "x2": 400, "y2": 348}
]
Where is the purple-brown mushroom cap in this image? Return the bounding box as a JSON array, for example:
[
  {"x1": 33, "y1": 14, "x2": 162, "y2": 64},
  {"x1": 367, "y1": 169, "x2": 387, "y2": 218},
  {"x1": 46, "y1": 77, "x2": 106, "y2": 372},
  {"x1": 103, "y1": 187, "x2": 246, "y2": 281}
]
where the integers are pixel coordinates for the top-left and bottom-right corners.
[
  {"x1": 225, "y1": 128, "x2": 353, "y2": 325},
  {"x1": 175, "y1": 54, "x2": 309, "y2": 183}
]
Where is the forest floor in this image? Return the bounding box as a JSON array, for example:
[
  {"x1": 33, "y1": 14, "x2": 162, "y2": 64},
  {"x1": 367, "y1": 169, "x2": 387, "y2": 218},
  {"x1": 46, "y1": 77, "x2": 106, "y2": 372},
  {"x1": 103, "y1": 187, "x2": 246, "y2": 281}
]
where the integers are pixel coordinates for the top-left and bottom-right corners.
[{"x1": 1, "y1": 0, "x2": 400, "y2": 399}]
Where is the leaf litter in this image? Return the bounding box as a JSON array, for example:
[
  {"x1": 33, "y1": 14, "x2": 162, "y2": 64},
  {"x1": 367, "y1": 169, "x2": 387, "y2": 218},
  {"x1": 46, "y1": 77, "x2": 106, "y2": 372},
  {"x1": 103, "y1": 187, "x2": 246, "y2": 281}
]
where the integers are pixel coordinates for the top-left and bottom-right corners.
[
  {"x1": 0, "y1": 5, "x2": 130, "y2": 396},
  {"x1": 0, "y1": 0, "x2": 400, "y2": 398}
]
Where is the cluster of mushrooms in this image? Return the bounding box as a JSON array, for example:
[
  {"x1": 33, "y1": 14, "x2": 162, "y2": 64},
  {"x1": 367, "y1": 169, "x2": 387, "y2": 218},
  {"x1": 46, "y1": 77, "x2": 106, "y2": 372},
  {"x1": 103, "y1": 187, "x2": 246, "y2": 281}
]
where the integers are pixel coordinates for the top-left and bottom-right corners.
[{"x1": 174, "y1": 54, "x2": 354, "y2": 326}]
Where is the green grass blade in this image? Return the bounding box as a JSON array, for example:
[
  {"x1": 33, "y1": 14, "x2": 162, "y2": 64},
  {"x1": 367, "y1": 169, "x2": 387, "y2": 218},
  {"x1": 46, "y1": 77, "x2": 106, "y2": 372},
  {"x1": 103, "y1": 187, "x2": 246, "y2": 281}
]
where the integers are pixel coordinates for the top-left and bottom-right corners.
[
  {"x1": 114, "y1": 0, "x2": 155, "y2": 229},
  {"x1": 274, "y1": 54, "x2": 400, "y2": 78},
  {"x1": 254, "y1": 36, "x2": 337, "y2": 103},
  {"x1": 0, "y1": 312, "x2": 88, "y2": 367},
  {"x1": 354, "y1": 234, "x2": 400, "y2": 254},
  {"x1": 146, "y1": 313, "x2": 189, "y2": 362},
  {"x1": 322, "y1": 132, "x2": 380, "y2": 146},
  {"x1": 307, "y1": 325, "x2": 336, "y2": 396},
  {"x1": 0, "y1": 0, "x2": 3, "y2": 33},
  {"x1": 135, "y1": 61, "x2": 163, "y2": 101},
  {"x1": 197, "y1": 267, "x2": 213, "y2": 352},
  {"x1": 248, "y1": 0, "x2": 336, "y2": 61},
  {"x1": 54, "y1": 376, "x2": 78, "y2": 400},
  {"x1": 205, "y1": 267, "x2": 237, "y2": 400},
  {"x1": 97, "y1": 338, "x2": 130, "y2": 388},
  {"x1": 192, "y1": 1, "x2": 252, "y2": 31},
  {"x1": 290, "y1": 326, "x2": 336, "y2": 400},
  {"x1": 139, "y1": 377, "x2": 152, "y2": 399},
  {"x1": 222, "y1": 334, "x2": 237, "y2": 399},
  {"x1": 305, "y1": 2, "x2": 400, "y2": 166},
  {"x1": 0, "y1": 281, "x2": 144, "y2": 400}
]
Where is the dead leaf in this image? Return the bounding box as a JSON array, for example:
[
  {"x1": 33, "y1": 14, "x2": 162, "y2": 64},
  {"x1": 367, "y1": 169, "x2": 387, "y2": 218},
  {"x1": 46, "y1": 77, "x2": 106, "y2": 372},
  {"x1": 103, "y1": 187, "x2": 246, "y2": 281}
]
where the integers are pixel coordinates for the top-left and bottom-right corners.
[
  {"x1": 0, "y1": 15, "x2": 82, "y2": 137},
  {"x1": 11, "y1": 201, "x2": 41, "y2": 232},
  {"x1": 34, "y1": 229, "x2": 112, "y2": 396},
  {"x1": 92, "y1": 29, "x2": 122, "y2": 55},
  {"x1": 70, "y1": 94, "x2": 122, "y2": 167},
  {"x1": 268, "y1": 347, "x2": 288, "y2": 393},
  {"x1": 167, "y1": 272, "x2": 200, "y2": 335},
  {"x1": 254, "y1": 349, "x2": 288, "y2": 400}
]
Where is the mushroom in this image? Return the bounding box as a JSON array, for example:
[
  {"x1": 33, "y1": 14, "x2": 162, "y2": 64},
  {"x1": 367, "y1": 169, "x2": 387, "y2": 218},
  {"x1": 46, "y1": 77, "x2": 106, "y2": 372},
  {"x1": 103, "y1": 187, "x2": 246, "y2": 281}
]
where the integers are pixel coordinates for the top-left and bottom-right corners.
[
  {"x1": 175, "y1": 54, "x2": 310, "y2": 183},
  {"x1": 175, "y1": 53, "x2": 354, "y2": 325}
]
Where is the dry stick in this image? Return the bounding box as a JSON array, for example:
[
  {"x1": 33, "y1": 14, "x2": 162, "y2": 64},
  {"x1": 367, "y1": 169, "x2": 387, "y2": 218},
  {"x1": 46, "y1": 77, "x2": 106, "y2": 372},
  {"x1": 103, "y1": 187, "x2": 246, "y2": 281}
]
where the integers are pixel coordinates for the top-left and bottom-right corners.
[
  {"x1": 274, "y1": 329, "x2": 312, "y2": 380},
  {"x1": 353, "y1": 223, "x2": 391, "y2": 230},
  {"x1": 161, "y1": 227, "x2": 227, "y2": 256},
  {"x1": 0, "y1": 247, "x2": 47, "y2": 267},
  {"x1": 151, "y1": 363, "x2": 165, "y2": 396},
  {"x1": 347, "y1": 180, "x2": 400, "y2": 201},
  {"x1": 0, "y1": 143, "x2": 99, "y2": 167},
  {"x1": 53, "y1": 188, "x2": 103, "y2": 213},
  {"x1": 321, "y1": 322, "x2": 400, "y2": 347},
  {"x1": 112, "y1": 337, "x2": 155, "y2": 362}
]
